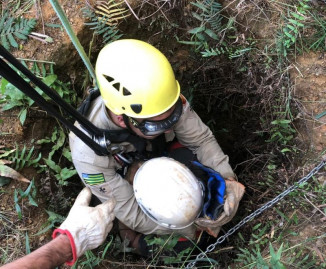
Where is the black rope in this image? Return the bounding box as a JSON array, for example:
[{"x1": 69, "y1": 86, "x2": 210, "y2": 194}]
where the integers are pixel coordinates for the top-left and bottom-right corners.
[
  {"x1": 0, "y1": 56, "x2": 108, "y2": 155},
  {"x1": 0, "y1": 45, "x2": 102, "y2": 137},
  {"x1": 0, "y1": 45, "x2": 149, "y2": 156}
]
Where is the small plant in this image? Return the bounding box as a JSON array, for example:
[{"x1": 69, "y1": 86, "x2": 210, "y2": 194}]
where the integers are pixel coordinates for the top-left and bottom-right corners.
[
  {"x1": 0, "y1": 61, "x2": 75, "y2": 125},
  {"x1": 14, "y1": 179, "x2": 38, "y2": 220},
  {"x1": 265, "y1": 118, "x2": 296, "y2": 152},
  {"x1": 307, "y1": 10, "x2": 326, "y2": 51},
  {"x1": 276, "y1": 0, "x2": 310, "y2": 58},
  {"x1": 83, "y1": 0, "x2": 129, "y2": 44},
  {"x1": 0, "y1": 12, "x2": 37, "y2": 50},
  {"x1": 9, "y1": 144, "x2": 42, "y2": 171},
  {"x1": 37, "y1": 127, "x2": 77, "y2": 185},
  {"x1": 178, "y1": 0, "x2": 253, "y2": 59},
  {"x1": 72, "y1": 237, "x2": 113, "y2": 268},
  {"x1": 144, "y1": 234, "x2": 195, "y2": 266},
  {"x1": 0, "y1": 144, "x2": 38, "y2": 187},
  {"x1": 177, "y1": 0, "x2": 222, "y2": 51},
  {"x1": 36, "y1": 210, "x2": 65, "y2": 235},
  {"x1": 0, "y1": 74, "x2": 35, "y2": 125},
  {"x1": 236, "y1": 243, "x2": 287, "y2": 268}
]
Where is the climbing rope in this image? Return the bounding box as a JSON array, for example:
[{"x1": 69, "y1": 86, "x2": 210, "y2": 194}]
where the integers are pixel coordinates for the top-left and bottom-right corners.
[{"x1": 186, "y1": 159, "x2": 326, "y2": 268}]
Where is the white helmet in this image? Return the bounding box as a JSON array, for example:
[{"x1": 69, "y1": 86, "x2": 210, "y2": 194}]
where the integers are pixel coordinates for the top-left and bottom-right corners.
[{"x1": 133, "y1": 157, "x2": 204, "y2": 229}]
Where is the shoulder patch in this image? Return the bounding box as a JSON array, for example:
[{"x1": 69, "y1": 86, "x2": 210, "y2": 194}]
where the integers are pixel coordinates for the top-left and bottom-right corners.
[{"x1": 82, "y1": 173, "x2": 105, "y2": 185}]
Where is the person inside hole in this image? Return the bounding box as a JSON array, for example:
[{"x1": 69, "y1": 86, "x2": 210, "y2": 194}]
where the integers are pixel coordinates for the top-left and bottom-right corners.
[{"x1": 69, "y1": 39, "x2": 245, "y2": 255}]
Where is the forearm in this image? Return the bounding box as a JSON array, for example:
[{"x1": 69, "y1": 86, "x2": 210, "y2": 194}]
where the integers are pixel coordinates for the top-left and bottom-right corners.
[
  {"x1": 1, "y1": 235, "x2": 72, "y2": 269},
  {"x1": 196, "y1": 139, "x2": 235, "y2": 179}
]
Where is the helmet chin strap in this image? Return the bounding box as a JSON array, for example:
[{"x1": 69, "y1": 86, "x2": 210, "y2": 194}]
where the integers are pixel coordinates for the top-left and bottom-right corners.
[{"x1": 122, "y1": 114, "x2": 138, "y2": 135}]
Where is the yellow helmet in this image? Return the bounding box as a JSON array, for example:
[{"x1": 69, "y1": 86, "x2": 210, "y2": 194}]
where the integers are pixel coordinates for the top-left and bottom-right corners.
[{"x1": 95, "y1": 39, "x2": 180, "y2": 118}]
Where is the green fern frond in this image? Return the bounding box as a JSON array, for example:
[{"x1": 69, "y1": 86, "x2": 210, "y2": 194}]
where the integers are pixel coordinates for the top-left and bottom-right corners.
[
  {"x1": 0, "y1": 12, "x2": 37, "y2": 50},
  {"x1": 83, "y1": 4, "x2": 123, "y2": 44},
  {"x1": 191, "y1": 0, "x2": 223, "y2": 33},
  {"x1": 277, "y1": 0, "x2": 310, "y2": 57},
  {"x1": 95, "y1": 0, "x2": 130, "y2": 26},
  {"x1": 10, "y1": 144, "x2": 42, "y2": 171},
  {"x1": 181, "y1": 0, "x2": 222, "y2": 51},
  {"x1": 201, "y1": 46, "x2": 224, "y2": 57},
  {"x1": 201, "y1": 44, "x2": 252, "y2": 59}
]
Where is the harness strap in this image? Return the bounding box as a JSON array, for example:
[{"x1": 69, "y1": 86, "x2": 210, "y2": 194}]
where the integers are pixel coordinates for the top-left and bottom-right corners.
[{"x1": 78, "y1": 89, "x2": 147, "y2": 154}]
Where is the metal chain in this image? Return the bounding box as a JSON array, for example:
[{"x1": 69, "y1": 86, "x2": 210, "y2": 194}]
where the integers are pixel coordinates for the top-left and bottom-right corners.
[{"x1": 186, "y1": 159, "x2": 326, "y2": 269}]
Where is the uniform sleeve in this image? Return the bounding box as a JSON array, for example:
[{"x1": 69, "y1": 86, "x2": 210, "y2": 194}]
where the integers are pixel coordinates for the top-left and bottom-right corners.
[
  {"x1": 69, "y1": 131, "x2": 196, "y2": 238},
  {"x1": 174, "y1": 100, "x2": 236, "y2": 179}
]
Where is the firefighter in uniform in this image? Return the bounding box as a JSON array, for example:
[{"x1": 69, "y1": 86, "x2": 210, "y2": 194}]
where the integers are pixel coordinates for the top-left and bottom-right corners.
[{"x1": 69, "y1": 39, "x2": 245, "y2": 254}]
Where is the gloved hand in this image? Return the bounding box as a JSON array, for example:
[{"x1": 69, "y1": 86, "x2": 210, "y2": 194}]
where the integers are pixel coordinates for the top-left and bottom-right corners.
[
  {"x1": 52, "y1": 187, "x2": 116, "y2": 265},
  {"x1": 195, "y1": 179, "x2": 245, "y2": 237}
]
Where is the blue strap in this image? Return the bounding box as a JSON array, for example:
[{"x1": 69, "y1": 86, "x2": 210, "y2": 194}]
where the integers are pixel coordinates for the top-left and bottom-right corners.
[{"x1": 192, "y1": 161, "x2": 226, "y2": 220}]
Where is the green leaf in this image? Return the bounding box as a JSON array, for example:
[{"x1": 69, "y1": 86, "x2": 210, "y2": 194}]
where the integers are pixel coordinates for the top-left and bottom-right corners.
[
  {"x1": 62, "y1": 147, "x2": 72, "y2": 161},
  {"x1": 44, "y1": 158, "x2": 61, "y2": 174},
  {"x1": 191, "y1": 2, "x2": 209, "y2": 13},
  {"x1": 13, "y1": 32, "x2": 27, "y2": 40},
  {"x1": 25, "y1": 232, "x2": 31, "y2": 254},
  {"x1": 196, "y1": 32, "x2": 206, "y2": 41},
  {"x1": 7, "y1": 33, "x2": 18, "y2": 48},
  {"x1": 204, "y1": 28, "x2": 219, "y2": 40},
  {"x1": 288, "y1": 19, "x2": 304, "y2": 27},
  {"x1": 46, "y1": 210, "x2": 66, "y2": 223},
  {"x1": 28, "y1": 195, "x2": 38, "y2": 207},
  {"x1": 177, "y1": 40, "x2": 203, "y2": 46},
  {"x1": 271, "y1": 119, "x2": 291, "y2": 125},
  {"x1": 14, "y1": 189, "x2": 19, "y2": 203},
  {"x1": 191, "y1": 12, "x2": 204, "y2": 22},
  {"x1": 22, "y1": 179, "x2": 34, "y2": 197},
  {"x1": 291, "y1": 12, "x2": 305, "y2": 21},
  {"x1": 15, "y1": 203, "x2": 22, "y2": 219},
  {"x1": 1, "y1": 34, "x2": 10, "y2": 50},
  {"x1": 1, "y1": 101, "x2": 23, "y2": 111},
  {"x1": 19, "y1": 108, "x2": 27, "y2": 125},
  {"x1": 35, "y1": 223, "x2": 55, "y2": 236},
  {"x1": 1, "y1": 78, "x2": 9, "y2": 94},
  {"x1": 42, "y1": 74, "x2": 57, "y2": 86},
  {"x1": 0, "y1": 176, "x2": 11, "y2": 187},
  {"x1": 283, "y1": 28, "x2": 294, "y2": 41},
  {"x1": 0, "y1": 13, "x2": 7, "y2": 29},
  {"x1": 188, "y1": 26, "x2": 205, "y2": 34},
  {"x1": 36, "y1": 138, "x2": 52, "y2": 144},
  {"x1": 59, "y1": 167, "x2": 77, "y2": 180}
]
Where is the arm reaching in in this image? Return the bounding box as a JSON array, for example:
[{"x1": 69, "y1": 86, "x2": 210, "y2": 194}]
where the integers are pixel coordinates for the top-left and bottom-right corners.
[
  {"x1": 195, "y1": 179, "x2": 245, "y2": 237},
  {"x1": 1, "y1": 187, "x2": 116, "y2": 269}
]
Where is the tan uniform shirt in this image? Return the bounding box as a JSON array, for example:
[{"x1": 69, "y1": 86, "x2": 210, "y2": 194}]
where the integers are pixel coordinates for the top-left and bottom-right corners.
[{"x1": 69, "y1": 96, "x2": 235, "y2": 238}]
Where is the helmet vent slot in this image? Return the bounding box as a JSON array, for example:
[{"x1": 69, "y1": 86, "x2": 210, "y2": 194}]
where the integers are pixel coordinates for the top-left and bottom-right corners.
[
  {"x1": 130, "y1": 104, "x2": 142, "y2": 114},
  {"x1": 123, "y1": 87, "x2": 131, "y2": 96},
  {"x1": 103, "y1": 74, "x2": 114, "y2": 83},
  {"x1": 112, "y1": 82, "x2": 120, "y2": 91}
]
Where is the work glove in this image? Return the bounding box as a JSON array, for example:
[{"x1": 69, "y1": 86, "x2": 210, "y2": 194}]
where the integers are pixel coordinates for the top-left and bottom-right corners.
[
  {"x1": 195, "y1": 179, "x2": 245, "y2": 237},
  {"x1": 52, "y1": 187, "x2": 116, "y2": 265}
]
